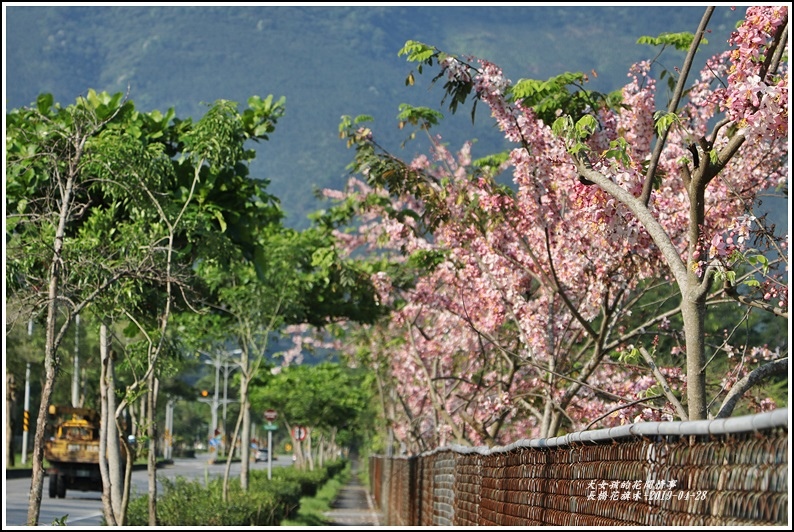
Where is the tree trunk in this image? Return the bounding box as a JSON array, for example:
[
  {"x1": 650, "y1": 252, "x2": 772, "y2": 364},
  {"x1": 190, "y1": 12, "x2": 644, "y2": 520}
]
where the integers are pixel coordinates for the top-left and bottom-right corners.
[
  {"x1": 6, "y1": 373, "x2": 17, "y2": 467},
  {"x1": 238, "y1": 352, "x2": 251, "y2": 491},
  {"x1": 99, "y1": 322, "x2": 119, "y2": 526},
  {"x1": 306, "y1": 428, "x2": 314, "y2": 471},
  {"x1": 147, "y1": 373, "x2": 159, "y2": 525},
  {"x1": 682, "y1": 283, "x2": 708, "y2": 420},
  {"x1": 240, "y1": 395, "x2": 251, "y2": 490},
  {"x1": 108, "y1": 345, "x2": 125, "y2": 521},
  {"x1": 26, "y1": 162, "x2": 78, "y2": 526}
]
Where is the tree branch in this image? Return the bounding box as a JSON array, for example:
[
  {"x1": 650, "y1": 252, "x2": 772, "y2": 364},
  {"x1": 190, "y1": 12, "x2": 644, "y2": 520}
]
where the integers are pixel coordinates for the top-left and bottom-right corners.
[
  {"x1": 638, "y1": 346, "x2": 688, "y2": 420},
  {"x1": 584, "y1": 395, "x2": 664, "y2": 431},
  {"x1": 640, "y1": 6, "x2": 715, "y2": 206},
  {"x1": 715, "y1": 357, "x2": 788, "y2": 418}
]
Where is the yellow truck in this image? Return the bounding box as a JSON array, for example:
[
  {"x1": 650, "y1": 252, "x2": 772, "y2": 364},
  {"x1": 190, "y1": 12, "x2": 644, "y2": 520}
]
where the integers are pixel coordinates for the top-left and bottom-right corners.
[{"x1": 44, "y1": 405, "x2": 109, "y2": 498}]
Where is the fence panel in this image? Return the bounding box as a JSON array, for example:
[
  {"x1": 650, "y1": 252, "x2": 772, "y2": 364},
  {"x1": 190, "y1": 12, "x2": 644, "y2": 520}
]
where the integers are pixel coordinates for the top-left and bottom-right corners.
[{"x1": 370, "y1": 409, "x2": 788, "y2": 526}]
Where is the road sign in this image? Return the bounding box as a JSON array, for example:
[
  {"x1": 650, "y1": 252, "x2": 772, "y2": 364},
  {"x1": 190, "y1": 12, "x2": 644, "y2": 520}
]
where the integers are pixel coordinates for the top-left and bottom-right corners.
[
  {"x1": 264, "y1": 409, "x2": 278, "y2": 422},
  {"x1": 292, "y1": 426, "x2": 307, "y2": 441},
  {"x1": 262, "y1": 423, "x2": 278, "y2": 431}
]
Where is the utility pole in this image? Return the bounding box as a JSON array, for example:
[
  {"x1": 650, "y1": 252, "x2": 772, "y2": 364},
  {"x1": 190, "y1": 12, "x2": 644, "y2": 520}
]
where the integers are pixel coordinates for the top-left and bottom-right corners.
[
  {"x1": 213, "y1": 360, "x2": 220, "y2": 443},
  {"x1": 72, "y1": 313, "x2": 80, "y2": 407},
  {"x1": 22, "y1": 320, "x2": 33, "y2": 465},
  {"x1": 221, "y1": 349, "x2": 242, "y2": 453},
  {"x1": 200, "y1": 348, "x2": 241, "y2": 459},
  {"x1": 199, "y1": 352, "x2": 222, "y2": 460},
  {"x1": 164, "y1": 397, "x2": 174, "y2": 461}
]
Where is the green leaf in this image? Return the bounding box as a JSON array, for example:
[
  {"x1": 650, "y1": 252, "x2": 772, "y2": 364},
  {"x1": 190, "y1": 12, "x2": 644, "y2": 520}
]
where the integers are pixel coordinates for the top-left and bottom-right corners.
[
  {"x1": 15, "y1": 198, "x2": 28, "y2": 214},
  {"x1": 603, "y1": 137, "x2": 631, "y2": 168},
  {"x1": 552, "y1": 115, "x2": 572, "y2": 137},
  {"x1": 637, "y1": 32, "x2": 705, "y2": 51},
  {"x1": 749, "y1": 254, "x2": 770, "y2": 275},
  {"x1": 398, "y1": 40, "x2": 436, "y2": 63},
  {"x1": 574, "y1": 115, "x2": 598, "y2": 138},
  {"x1": 621, "y1": 347, "x2": 641, "y2": 364},
  {"x1": 473, "y1": 151, "x2": 510, "y2": 169},
  {"x1": 653, "y1": 110, "x2": 678, "y2": 136},
  {"x1": 36, "y1": 93, "x2": 54, "y2": 114},
  {"x1": 396, "y1": 104, "x2": 443, "y2": 130},
  {"x1": 645, "y1": 385, "x2": 663, "y2": 398},
  {"x1": 213, "y1": 210, "x2": 227, "y2": 233}
]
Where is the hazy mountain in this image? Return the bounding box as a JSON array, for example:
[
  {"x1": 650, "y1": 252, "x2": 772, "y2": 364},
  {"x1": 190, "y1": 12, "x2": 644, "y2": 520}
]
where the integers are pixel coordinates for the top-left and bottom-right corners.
[{"x1": 5, "y1": 5, "x2": 748, "y2": 229}]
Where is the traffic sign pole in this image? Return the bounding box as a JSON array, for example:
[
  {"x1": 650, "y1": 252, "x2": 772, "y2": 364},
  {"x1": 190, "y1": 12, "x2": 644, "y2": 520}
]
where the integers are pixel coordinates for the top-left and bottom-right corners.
[
  {"x1": 263, "y1": 410, "x2": 278, "y2": 480},
  {"x1": 267, "y1": 429, "x2": 273, "y2": 480}
]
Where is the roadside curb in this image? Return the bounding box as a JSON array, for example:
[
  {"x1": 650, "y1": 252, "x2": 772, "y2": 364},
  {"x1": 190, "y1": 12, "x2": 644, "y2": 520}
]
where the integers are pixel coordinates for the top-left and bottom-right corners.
[{"x1": 6, "y1": 460, "x2": 173, "y2": 480}]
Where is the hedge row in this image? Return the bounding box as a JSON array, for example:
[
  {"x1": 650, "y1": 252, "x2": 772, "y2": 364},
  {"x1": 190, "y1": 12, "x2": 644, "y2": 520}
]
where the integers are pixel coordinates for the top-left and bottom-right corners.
[{"x1": 124, "y1": 459, "x2": 347, "y2": 526}]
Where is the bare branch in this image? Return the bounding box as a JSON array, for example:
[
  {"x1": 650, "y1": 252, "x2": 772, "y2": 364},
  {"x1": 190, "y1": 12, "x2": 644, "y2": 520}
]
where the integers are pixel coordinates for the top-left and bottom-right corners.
[
  {"x1": 640, "y1": 6, "x2": 715, "y2": 206},
  {"x1": 715, "y1": 357, "x2": 788, "y2": 419},
  {"x1": 584, "y1": 395, "x2": 664, "y2": 431},
  {"x1": 638, "y1": 346, "x2": 688, "y2": 420}
]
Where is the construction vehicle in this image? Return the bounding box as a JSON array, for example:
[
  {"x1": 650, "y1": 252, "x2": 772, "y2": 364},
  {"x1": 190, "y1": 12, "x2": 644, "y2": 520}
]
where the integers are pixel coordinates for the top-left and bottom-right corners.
[{"x1": 44, "y1": 405, "x2": 126, "y2": 498}]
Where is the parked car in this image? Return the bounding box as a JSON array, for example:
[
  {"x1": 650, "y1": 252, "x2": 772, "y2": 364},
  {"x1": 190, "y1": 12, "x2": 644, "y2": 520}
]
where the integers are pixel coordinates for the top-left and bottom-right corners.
[{"x1": 255, "y1": 448, "x2": 269, "y2": 462}]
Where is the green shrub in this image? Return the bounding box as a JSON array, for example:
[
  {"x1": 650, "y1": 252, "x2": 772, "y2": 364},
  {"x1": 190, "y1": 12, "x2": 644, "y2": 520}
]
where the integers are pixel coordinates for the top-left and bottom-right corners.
[
  {"x1": 124, "y1": 460, "x2": 348, "y2": 526},
  {"x1": 125, "y1": 476, "x2": 290, "y2": 526},
  {"x1": 270, "y1": 459, "x2": 347, "y2": 498}
]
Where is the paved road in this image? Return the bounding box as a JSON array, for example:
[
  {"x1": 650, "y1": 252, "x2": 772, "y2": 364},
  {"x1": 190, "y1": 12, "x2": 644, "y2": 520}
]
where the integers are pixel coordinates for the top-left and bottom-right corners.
[{"x1": 323, "y1": 460, "x2": 383, "y2": 526}]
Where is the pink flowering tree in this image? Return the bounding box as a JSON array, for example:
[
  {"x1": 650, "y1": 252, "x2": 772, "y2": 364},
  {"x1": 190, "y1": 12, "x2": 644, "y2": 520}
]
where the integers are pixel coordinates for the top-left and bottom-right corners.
[
  {"x1": 327, "y1": 6, "x2": 787, "y2": 449},
  {"x1": 328, "y1": 133, "x2": 692, "y2": 447},
  {"x1": 552, "y1": 6, "x2": 788, "y2": 420}
]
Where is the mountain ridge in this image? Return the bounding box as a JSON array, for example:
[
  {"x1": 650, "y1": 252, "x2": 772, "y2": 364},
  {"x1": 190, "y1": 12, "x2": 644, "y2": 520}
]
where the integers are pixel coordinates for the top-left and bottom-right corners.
[{"x1": 5, "y1": 5, "x2": 747, "y2": 228}]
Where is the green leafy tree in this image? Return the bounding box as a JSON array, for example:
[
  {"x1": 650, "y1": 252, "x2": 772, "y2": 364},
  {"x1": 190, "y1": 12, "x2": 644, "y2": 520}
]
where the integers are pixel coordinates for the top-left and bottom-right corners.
[
  {"x1": 249, "y1": 362, "x2": 375, "y2": 470},
  {"x1": 6, "y1": 91, "x2": 158, "y2": 525},
  {"x1": 5, "y1": 89, "x2": 287, "y2": 525},
  {"x1": 177, "y1": 213, "x2": 385, "y2": 497}
]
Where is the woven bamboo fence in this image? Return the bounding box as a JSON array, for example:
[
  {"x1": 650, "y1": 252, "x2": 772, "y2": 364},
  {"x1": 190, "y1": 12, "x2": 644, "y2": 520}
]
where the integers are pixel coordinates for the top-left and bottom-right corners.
[{"x1": 369, "y1": 408, "x2": 788, "y2": 526}]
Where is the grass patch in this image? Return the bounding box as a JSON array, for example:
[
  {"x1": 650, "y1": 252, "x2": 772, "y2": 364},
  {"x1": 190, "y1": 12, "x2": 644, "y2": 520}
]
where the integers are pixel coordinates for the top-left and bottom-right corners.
[
  {"x1": 279, "y1": 462, "x2": 351, "y2": 527},
  {"x1": 7, "y1": 453, "x2": 33, "y2": 470}
]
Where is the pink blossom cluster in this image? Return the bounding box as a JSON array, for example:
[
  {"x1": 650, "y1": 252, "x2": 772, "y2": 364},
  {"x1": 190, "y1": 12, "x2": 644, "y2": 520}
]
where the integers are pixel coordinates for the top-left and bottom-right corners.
[
  {"x1": 760, "y1": 278, "x2": 787, "y2": 308},
  {"x1": 440, "y1": 56, "x2": 472, "y2": 84},
  {"x1": 614, "y1": 61, "x2": 657, "y2": 158},
  {"x1": 724, "y1": 6, "x2": 789, "y2": 142}
]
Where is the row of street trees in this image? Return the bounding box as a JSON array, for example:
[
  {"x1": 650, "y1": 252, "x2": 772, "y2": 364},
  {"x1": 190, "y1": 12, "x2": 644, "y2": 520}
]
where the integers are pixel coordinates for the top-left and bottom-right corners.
[
  {"x1": 5, "y1": 90, "x2": 385, "y2": 525},
  {"x1": 321, "y1": 5, "x2": 788, "y2": 451},
  {"x1": 249, "y1": 361, "x2": 377, "y2": 470}
]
